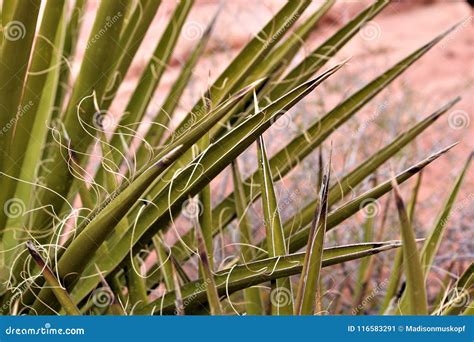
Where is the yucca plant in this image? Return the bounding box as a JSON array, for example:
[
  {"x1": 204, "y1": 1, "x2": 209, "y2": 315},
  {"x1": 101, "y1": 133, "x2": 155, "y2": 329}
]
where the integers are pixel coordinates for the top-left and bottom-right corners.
[{"x1": 0, "y1": 0, "x2": 471, "y2": 316}]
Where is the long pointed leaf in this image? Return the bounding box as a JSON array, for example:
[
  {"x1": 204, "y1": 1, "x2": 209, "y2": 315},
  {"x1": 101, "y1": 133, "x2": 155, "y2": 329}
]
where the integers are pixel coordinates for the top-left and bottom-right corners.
[
  {"x1": 101, "y1": 0, "x2": 162, "y2": 110},
  {"x1": 0, "y1": 0, "x2": 41, "y2": 229},
  {"x1": 257, "y1": 135, "x2": 293, "y2": 315},
  {"x1": 54, "y1": 64, "x2": 343, "y2": 313},
  {"x1": 137, "y1": 241, "x2": 402, "y2": 314},
  {"x1": 421, "y1": 153, "x2": 472, "y2": 275},
  {"x1": 26, "y1": 241, "x2": 80, "y2": 315},
  {"x1": 392, "y1": 177, "x2": 427, "y2": 315},
  {"x1": 295, "y1": 150, "x2": 331, "y2": 315},
  {"x1": 108, "y1": 0, "x2": 194, "y2": 162},
  {"x1": 231, "y1": 160, "x2": 264, "y2": 315},
  {"x1": 135, "y1": 10, "x2": 217, "y2": 166},
  {"x1": 168, "y1": 0, "x2": 312, "y2": 144},
  {"x1": 30, "y1": 0, "x2": 128, "y2": 233},
  {"x1": 276, "y1": 143, "x2": 458, "y2": 255},
  {"x1": 174, "y1": 26, "x2": 461, "y2": 258}
]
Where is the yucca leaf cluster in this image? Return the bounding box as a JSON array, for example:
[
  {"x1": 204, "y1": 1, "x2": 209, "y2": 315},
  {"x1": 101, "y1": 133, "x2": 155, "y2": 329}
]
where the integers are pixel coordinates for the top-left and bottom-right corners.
[{"x1": 0, "y1": 0, "x2": 471, "y2": 316}]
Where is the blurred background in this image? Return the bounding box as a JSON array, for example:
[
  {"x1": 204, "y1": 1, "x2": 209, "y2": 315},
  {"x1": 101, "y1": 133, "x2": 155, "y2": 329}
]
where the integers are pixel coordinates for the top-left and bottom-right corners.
[{"x1": 71, "y1": 0, "x2": 473, "y2": 313}]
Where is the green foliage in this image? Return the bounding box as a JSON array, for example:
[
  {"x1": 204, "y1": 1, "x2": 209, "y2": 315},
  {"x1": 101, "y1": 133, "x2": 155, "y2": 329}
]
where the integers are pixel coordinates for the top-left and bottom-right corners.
[{"x1": 0, "y1": 0, "x2": 469, "y2": 316}]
